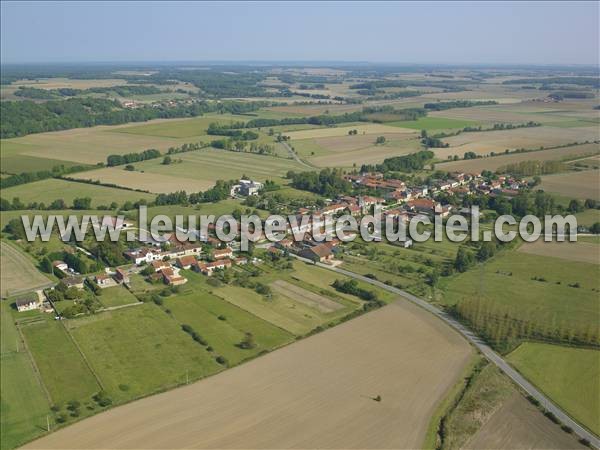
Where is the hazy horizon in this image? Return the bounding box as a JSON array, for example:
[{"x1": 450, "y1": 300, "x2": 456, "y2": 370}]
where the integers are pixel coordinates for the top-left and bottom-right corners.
[{"x1": 1, "y1": 1, "x2": 598, "y2": 66}]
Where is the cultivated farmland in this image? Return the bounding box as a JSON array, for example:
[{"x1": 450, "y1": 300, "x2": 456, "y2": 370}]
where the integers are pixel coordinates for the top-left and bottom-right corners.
[
  {"x1": 539, "y1": 170, "x2": 600, "y2": 200},
  {"x1": 1, "y1": 178, "x2": 154, "y2": 207},
  {"x1": 436, "y1": 126, "x2": 599, "y2": 159},
  {"x1": 0, "y1": 241, "x2": 52, "y2": 297},
  {"x1": 285, "y1": 123, "x2": 412, "y2": 140},
  {"x1": 518, "y1": 240, "x2": 599, "y2": 265},
  {"x1": 23, "y1": 301, "x2": 473, "y2": 450},
  {"x1": 435, "y1": 143, "x2": 600, "y2": 173}
]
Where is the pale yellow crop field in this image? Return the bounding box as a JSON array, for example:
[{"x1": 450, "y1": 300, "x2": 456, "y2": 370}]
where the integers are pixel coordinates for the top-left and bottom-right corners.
[
  {"x1": 24, "y1": 301, "x2": 472, "y2": 450},
  {"x1": 435, "y1": 126, "x2": 599, "y2": 160},
  {"x1": 540, "y1": 170, "x2": 600, "y2": 200},
  {"x1": 69, "y1": 167, "x2": 215, "y2": 194},
  {"x1": 0, "y1": 242, "x2": 52, "y2": 298},
  {"x1": 435, "y1": 143, "x2": 600, "y2": 173},
  {"x1": 518, "y1": 241, "x2": 599, "y2": 265}
]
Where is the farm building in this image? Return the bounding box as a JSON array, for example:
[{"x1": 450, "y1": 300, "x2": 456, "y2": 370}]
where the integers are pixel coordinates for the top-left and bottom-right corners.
[
  {"x1": 95, "y1": 274, "x2": 113, "y2": 287},
  {"x1": 125, "y1": 247, "x2": 162, "y2": 265},
  {"x1": 15, "y1": 296, "x2": 38, "y2": 312},
  {"x1": 299, "y1": 244, "x2": 334, "y2": 263},
  {"x1": 52, "y1": 260, "x2": 69, "y2": 273},
  {"x1": 230, "y1": 179, "x2": 264, "y2": 197}
]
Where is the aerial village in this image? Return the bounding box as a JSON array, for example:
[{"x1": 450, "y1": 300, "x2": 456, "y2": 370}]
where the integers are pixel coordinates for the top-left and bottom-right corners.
[{"x1": 15, "y1": 169, "x2": 528, "y2": 315}]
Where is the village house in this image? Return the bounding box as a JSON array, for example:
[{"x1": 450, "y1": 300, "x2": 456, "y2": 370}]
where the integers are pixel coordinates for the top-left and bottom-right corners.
[
  {"x1": 151, "y1": 260, "x2": 171, "y2": 272},
  {"x1": 125, "y1": 247, "x2": 162, "y2": 265},
  {"x1": 52, "y1": 260, "x2": 69, "y2": 273},
  {"x1": 160, "y1": 267, "x2": 187, "y2": 286},
  {"x1": 234, "y1": 256, "x2": 248, "y2": 265},
  {"x1": 176, "y1": 255, "x2": 198, "y2": 270},
  {"x1": 114, "y1": 268, "x2": 130, "y2": 285},
  {"x1": 95, "y1": 273, "x2": 113, "y2": 287},
  {"x1": 196, "y1": 259, "x2": 232, "y2": 276},
  {"x1": 299, "y1": 243, "x2": 334, "y2": 263},
  {"x1": 15, "y1": 296, "x2": 39, "y2": 312},
  {"x1": 358, "y1": 195, "x2": 385, "y2": 213},
  {"x1": 61, "y1": 276, "x2": 85, "y2": 290},
  {"x1": 213, "y1": 248, "x2": 234, "y2": 260}
]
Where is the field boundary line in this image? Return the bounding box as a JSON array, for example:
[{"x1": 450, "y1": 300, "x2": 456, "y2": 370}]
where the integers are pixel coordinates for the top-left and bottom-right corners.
[
  {"x1": 60, "y1": 320, "x2": 105, "y2": 392},
  {"x1": 15, "y1": 322, "x2": 54, "y2": 407}
]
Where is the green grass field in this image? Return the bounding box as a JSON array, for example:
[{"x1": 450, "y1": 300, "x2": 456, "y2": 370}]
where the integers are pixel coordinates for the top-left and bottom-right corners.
[
  {"x1": 575, "y1": 209, "x2": 600, "y2": 227},
  {"x1": 164, "y1": 270, "x2": 294, "y2": 364},
  {"x1": 20, "y1": 315, "x2": 101, "y2": 406},
  {"x1": 508, "y1": 342, "x2": 600, "y2": 435},
  {"x1": 67, "y1": 304, "x2": 221, "y2": 403},
  {"x1": 1, "y1": 178, "x2": 154, "y2": 207},
  {"x1": 133, "y1": 148, "x2": 306, "y2": 185},
  {"x1": 440, "y1": 250, "x2": 600, "y2": 336},
  {"x1": 115, "y1": 114, "x2": 249, "y2": 138},
  {"x1": 388, "y1": 117, "x2": 478, "y2": 130},
  {"x1": 1, "y1": 302, "x2": 51, "y2": 450},
  {"x1": 97, "y1": 286, "x2": 139, "y2": 308}
]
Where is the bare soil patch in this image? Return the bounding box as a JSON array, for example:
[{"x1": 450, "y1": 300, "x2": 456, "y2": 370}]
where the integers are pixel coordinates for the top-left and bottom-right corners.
[{"x1": 540, "y1": 170, "x2": 600, "y2": 200}]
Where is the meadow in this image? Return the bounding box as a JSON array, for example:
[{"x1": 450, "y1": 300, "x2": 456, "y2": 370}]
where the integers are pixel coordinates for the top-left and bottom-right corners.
[
  {"x1": 20, "y1": 315, "x2": 101, "y2": 406},
  {"x1": 23, "y1": 302, "x2": 473, "y2": 450},
  {"x1": 1, "y1": 178, "x2": 154, "y2": 206},
  {"x1": 0, "y1": 302, "x2": 51, "y2": 450},
  {"x1": 66, "y1": 304, "x2": 222, "y2": 403},
  {"x1": 97, "y1": 285, "x2": 139, "y2": 308},
  {"x1": 508, "y1": 342, "x2": 600, "y2": 435}
]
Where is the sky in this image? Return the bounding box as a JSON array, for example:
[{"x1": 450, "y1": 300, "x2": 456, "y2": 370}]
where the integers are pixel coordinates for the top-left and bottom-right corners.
[{"x1": 1, "y1": 1, "x2": 598, "y2": 65}]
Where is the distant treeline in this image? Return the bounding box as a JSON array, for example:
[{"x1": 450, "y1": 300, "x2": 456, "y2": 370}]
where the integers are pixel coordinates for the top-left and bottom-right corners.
[
  {"x1": 496, "y1": 160, "x2": 566, "y2": 176},
  {"x1": 502, "y1": 77, "x2": 600, "y2": 88},
  {"x1": 0, "y1": 164, "x2": 92, "y2": 189},
  {"x1": 13, "y1": 85, "x2": 164, "y2": 99},
  {"x1": 106, "y1": 142, "x2": 206, "y2": 167},
  {"x1": 548, "y1": 91, "x2": 595, "y2": 100},
  {"x1": 0, "y1": 97, "x2": 274, "y2": 138},
  {"x1": 423, "y1": 100, "x2": 498, "y2": 111}
]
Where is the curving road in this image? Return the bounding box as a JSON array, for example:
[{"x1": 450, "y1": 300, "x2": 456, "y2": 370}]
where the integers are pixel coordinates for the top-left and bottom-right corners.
[{"x1": 291, "y1": 254, "x2": 600, "y2": 448}]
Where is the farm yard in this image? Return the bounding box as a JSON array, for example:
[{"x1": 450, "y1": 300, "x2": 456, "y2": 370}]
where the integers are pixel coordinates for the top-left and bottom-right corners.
[
  {"x1": 0, "y1": 241, "x2": 53, "y2": 297},
  {"x1": 23, "y1": 301, "x2": 473, "y2": 450}
]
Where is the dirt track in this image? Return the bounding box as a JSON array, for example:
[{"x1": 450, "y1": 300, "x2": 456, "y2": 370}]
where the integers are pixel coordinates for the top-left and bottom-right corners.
[{"x1": 23, "y1": 301, "x2": 472, "y2": 449}]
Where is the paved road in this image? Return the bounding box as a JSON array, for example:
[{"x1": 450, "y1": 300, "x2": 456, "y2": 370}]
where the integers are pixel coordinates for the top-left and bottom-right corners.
[
  {"x1": 281, "y1": 141, "x2": 314, "y2": 169},
  {"x1": 290, "y1": 254, "x2": 600, "y2": 448}
]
